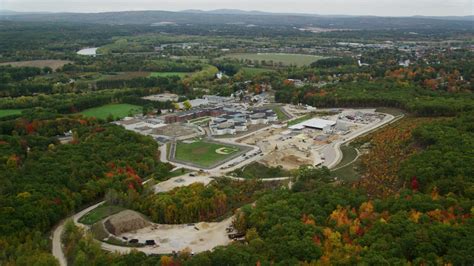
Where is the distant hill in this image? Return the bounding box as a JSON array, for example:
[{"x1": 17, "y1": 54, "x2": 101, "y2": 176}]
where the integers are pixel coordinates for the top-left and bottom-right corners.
[{"x1": 1, "y1": 9, "x2": 472, "y2": 30}]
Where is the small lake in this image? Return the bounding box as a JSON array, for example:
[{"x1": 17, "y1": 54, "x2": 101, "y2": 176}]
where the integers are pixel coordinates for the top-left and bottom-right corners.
[{"x1": 77, "y1": 47, "x2": 98, "y2": 56}]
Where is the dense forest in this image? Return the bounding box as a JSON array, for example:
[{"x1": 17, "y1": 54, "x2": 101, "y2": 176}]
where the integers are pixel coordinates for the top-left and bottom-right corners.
[{"x1": 0, "y1": 116, "x2": 167, "y2": 264}]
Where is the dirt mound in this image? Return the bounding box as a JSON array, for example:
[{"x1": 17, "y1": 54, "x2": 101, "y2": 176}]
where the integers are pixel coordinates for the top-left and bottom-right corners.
[{"x1": 104, "y1": 210, "x2": 150, "y2": 235}]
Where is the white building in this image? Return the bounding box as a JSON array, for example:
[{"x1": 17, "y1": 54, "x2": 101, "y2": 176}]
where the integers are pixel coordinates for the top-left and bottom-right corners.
[{"x1": 289, "y1": 118, "x2": 336, "y2": 132}]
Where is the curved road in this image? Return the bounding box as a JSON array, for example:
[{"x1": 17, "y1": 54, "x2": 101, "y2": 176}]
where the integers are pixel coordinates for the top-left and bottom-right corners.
[{"x1": 51, "y1": 110, "x2": 400, "y2": 265}]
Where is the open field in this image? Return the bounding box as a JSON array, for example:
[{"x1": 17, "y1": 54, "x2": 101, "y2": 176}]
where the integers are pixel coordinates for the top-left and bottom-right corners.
[
  {"x1": 79, "y1": 104, "x2": 142, "y2": 120},
  {"x1": 174, "y1": 140, "x2": 241, "y2": 168},
  {"x1": 0, "y1": 109, "x2": 23, "y2": 118},
  {"x1": 149, "y1": 72, "x2": 190, "y2": 78},
  {"x1": 79, "y1": 205, "x2": 125, "y2": 225},
  {"x1": 223, "y1": 53, "x2": 325, "y2": 66},
  {"x1": 0, "y1": 60, "x2": 72, "y2": 70}
]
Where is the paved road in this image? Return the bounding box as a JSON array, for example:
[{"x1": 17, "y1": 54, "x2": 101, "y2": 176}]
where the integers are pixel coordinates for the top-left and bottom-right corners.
[
  {"x1": 52, "y1": 110, "x2": 400, "y2": 265},
  {"x1": 323, "y1": 113, "x2": 397, "y2": 169}
]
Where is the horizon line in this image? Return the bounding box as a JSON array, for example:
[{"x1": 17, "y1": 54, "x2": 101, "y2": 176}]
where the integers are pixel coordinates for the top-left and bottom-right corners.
[{"x1": 1, "y1": 8, "x2": 473, "y2": 18}]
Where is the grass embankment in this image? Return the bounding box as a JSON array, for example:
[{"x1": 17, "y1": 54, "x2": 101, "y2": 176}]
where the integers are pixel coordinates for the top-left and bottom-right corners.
[
  {"x1": 271, "y1": 106, "x2": 289, "y2": 121},
  {"x1": 287, "y1": 114, "x2": 313, "y2": 126},
  {"x1": 79, "y1": 205, "x2": 124, "y2": 225},
  {"x1": 79, "y1": 104, "x2": 142, "y2": 120},
  {"x1": 330, "y1": 145, "x2": 361, "y2": 182}
]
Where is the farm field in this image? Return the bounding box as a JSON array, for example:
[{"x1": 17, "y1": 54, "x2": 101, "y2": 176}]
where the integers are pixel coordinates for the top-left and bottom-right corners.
[
  {"x1": 174, "y1": 140, "x2": 241, "y2": 168},
  {"x1": 79, "y1": 104, "x2": 142, "y2": 120},
  {"x1": 0, "y1": 109, "x2": 23, "y2": 118},
  {"x1": 223, "y1": 53, "x2": 325, "y2": 66},
  {"x1": 149, "y1": 72, "x2": 189, "y2": 78},
  {"x1": 0, "y1": 60, "x2": 72, "y2": 70}
]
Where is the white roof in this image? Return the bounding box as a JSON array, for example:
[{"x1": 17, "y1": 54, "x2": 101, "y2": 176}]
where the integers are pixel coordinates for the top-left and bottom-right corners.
[{"x1": 289, "y1": 118, "x2": 336, "y2": 130}]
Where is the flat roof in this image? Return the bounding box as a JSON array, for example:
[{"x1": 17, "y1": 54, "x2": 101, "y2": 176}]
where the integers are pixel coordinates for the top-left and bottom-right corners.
[{"x1": 289, "y1": 118, "x2": 336, "y2": 130}]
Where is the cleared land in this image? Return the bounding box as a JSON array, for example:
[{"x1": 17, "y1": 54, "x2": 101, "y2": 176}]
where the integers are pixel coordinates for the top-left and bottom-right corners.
[
  {"x1": 223, "y1": 53, "x2": 324, "y2": 66},
  {"x1": 174, "y1": 140, "x2": 240, "y2": 168},
  {"x1": 150, "y1": 72, "x2": 189, "y2": 78},
  {"x1": 79, "y1": 205, "x2": 124, "y2": 225},
  {"x1": 80, "y1": 104, "x2": 142, "y2": 120},
  {"x1": 0, "y1": 109, "x2": 23, "y2": 118},
  {"x1": 0, "y1": 60, "x2": 72, "y2": 70}
]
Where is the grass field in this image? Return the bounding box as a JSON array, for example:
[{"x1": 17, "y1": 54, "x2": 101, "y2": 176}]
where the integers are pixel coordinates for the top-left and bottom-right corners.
[
  {"x1": 0, "y1": 60, "x2": 72, "y2": 70},
  {"x1": 174, "y1": 140, "x2": 241, "y2": 168},
  {"x1": 80, "y1": 104, "x2": 142, "y2": 120},
  {"x1": 149, "y1": 72, "x2": 189, "y2": 78},
  {"x1": 224, "y1": 53, "x2": 325, "y2": 67},
  {"x1": 0, "y1": 109, "x2": 23, "y2": 118},
  {"x1": 79, "y1": 205, "x2": 124, "y2": 225}
]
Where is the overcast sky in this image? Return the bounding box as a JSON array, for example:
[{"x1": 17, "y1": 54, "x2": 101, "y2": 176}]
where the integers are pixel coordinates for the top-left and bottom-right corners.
[{"x1": 1, "y1": 0, "x2": 473, "y2": 16}]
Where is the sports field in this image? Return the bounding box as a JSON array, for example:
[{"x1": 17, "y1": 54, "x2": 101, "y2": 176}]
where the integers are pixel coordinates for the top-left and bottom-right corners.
[
  {"x1": 174, "y1": 140, "x2": 241, "y2": 168},
  {"x1": 224, "y1": 53, "x2": 325, "y2": 66},
  {"x1": 0, "y1": 109, "x2": 23, "y2": 118},
  {"x1": 149, "y1": 72, "x2": 189, "y2": 78},
  {"x1": 79, "y1": 104, "x2": 142, "y2": 120}
]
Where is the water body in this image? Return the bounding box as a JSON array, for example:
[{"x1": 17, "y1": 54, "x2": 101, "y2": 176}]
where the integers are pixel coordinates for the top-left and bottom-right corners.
[{"x1": 77, "y1": 47, "x2": 98, "y2": 56}]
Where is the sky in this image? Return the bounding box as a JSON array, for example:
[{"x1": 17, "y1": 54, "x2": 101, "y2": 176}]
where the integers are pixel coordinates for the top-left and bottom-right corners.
[{"x1": 1, "y1": 0, "x2": 473, "y2": 16}]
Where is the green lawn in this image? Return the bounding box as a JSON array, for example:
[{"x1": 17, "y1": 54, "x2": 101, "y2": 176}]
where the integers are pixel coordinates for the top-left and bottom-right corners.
[
  {"x1": 174, "y1": 140, "x2": 241, "y2": 168},
  {"x1": 149, "y1": 72, "x2": 189, "y2": 78},
  {"x1": 79, "y1": 104, "x2": 142, "y2": 120},
  {"x1": 78, "y1": 205, "x2": 124, "y2": 225},
  {"x1": 0, "y1": 109, "x2": 23, "y2": 118},
  {"x1": 224, "y1": 53, "x2": 325, "y2": 67}
]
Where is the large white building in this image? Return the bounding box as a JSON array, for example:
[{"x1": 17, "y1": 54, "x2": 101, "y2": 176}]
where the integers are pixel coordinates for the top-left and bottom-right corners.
[{"x1": 289, "y1": 118, "x2": 336, "y2": 133}]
